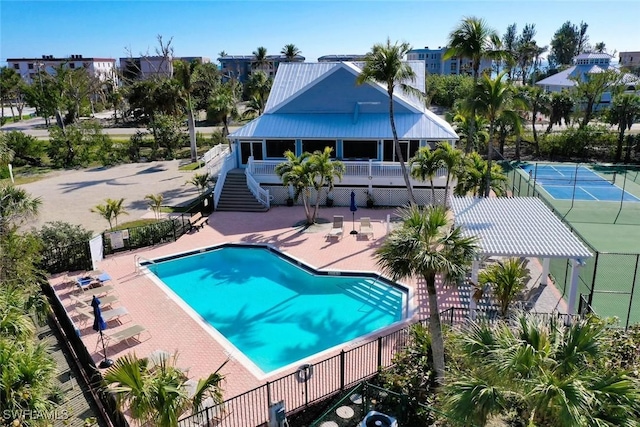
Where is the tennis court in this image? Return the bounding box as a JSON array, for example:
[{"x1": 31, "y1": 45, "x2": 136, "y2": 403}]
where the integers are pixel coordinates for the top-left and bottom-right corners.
[
  {"x1": 520, "y1": 164, "x2": 640, "y2": 202},
  {"x1": 505, "y1": 162, "x2": 640, "y2": 328}
]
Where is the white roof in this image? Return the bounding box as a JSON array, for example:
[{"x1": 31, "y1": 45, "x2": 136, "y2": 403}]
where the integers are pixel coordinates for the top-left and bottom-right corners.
[{"x1": 450, "y1": 197, "x2": 592, "y2": 259}]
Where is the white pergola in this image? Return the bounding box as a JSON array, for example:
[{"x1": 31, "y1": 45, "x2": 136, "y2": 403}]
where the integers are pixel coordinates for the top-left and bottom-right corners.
[{"x1": 450, "y1": 197, "x2": 593, "y2": 315}]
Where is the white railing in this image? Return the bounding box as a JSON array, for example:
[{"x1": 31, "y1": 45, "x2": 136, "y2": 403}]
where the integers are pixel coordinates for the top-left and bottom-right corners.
[
  {"x1": 248, "y1": 159, "x2": 448, "y2": 183},
  {"x1": 246, "y1": 157, "x2": 271, "y2": 209},
  {"x1": 212, "y1": 153, "x2": 235, "y2": 210},
  {"x1": 202, "y1": 144, "x2": 229, "y2": 164}
]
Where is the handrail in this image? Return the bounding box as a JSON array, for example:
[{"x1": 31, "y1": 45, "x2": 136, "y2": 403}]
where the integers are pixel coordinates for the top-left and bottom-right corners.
[
  {"x1": 134, "y1": 255, "x2": 155, "y2": 274},
  {"x1": 245, "y1": 156, "x2": 270, "y2": 209},
  {"x1": 201, "y1": 144, "x2": 229, "y2": 165},
  {"x1": 212, "y1": 153, "x2": 235, "y2": 210}
]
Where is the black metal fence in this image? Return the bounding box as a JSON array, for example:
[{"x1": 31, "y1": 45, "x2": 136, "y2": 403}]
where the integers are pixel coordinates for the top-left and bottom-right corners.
[
  {"x1": 41, "y1": 282, "x2": 129, "y2": 427},
  {"x1": 39, "y1": 241, "x2": 93, "y2": 274},
  {"x1": 102, "y1": 216, "x2": 192, "y2": 255},
  {"x1": 178, "y1": 324, "x2": 416, "y2": 427},
  {"x1": 502, "y1": 162, "x2": 640, "y2": 329}
]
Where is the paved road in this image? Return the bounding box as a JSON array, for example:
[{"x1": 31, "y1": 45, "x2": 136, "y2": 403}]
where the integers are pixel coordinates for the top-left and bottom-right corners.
[{"x1": 19, "y1": 161, "x2": 204, "y2": 233}]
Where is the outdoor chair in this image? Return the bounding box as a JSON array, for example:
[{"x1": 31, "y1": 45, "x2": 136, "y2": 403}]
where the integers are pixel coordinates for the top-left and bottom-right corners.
[
  {"x1": 100, "y1": 324, "x2": 149, "y2": 354},
  {"x1": 327, "y1": 215, "x2": 344, "y2": 240},
  {"x1": 76, "y1": 305, "x2": 130, "y2": 325},
  {"x1": 359, "y1": 217, "x2": 374, "y2": 239},
  {"x1": 70, "y1": 294, "x2": 118, "y2": 309},
  {"x1": 75, "y1": 272, "x2": 112, "y2": 292}
]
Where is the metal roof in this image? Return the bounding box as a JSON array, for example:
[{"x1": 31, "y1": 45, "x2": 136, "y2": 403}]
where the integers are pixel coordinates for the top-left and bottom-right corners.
[
  {"x1": 229, "y1": 112, "x2": 458, "y2": 139},
  {"x1": 450, "y1": 197, "x2": 592, "y2": 259},
  {"x1": 575, "y1": 53, "x2": 613, "y2": 60}
]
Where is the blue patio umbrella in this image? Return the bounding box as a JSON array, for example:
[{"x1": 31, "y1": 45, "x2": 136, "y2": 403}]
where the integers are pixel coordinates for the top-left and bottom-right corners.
[
  {"x1": 350, "y1": 191, "x2": 358, "y2": 235},
  {"x1": 91, "y1": 296, "x2": 113, "y2": 368}
]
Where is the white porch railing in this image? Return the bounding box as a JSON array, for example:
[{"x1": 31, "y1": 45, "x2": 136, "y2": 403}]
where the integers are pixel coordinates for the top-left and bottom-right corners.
[
  {"x1": 212, "y1": 153, "x2": 235, "y2": 210},
  {"x1": 201, "y1": 144, "x2": 229, "y2": 164},
  {"x1": 247, "y1": 159, "x2": 449, "y2": 186},
  {"x1": 246, "y1": 157, "x2": 271, "y2": 209}
]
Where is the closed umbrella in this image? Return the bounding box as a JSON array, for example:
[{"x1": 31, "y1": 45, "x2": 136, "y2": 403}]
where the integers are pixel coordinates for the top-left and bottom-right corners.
[
  {"x1": 350, "y1": 191, "x2": 358, "y2": 235},
  {"x1": 92, "y1": 296, "x2": 113, "y2": 368}
]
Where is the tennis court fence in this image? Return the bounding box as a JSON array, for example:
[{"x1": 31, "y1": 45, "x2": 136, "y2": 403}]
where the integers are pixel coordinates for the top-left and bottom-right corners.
[{"x1": 502, "y1": 161, "x2": 640, "y2": 328}]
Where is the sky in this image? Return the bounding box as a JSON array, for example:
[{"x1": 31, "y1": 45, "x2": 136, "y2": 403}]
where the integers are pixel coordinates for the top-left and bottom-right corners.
[{"x1": 1, "y1": 0, "x2": 639, "y2": 66}]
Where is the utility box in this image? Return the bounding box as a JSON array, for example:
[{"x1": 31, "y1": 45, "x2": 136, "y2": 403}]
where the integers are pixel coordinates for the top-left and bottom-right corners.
[{"x1": 268, "y1": 400, "x2": 287, "y2": 427}]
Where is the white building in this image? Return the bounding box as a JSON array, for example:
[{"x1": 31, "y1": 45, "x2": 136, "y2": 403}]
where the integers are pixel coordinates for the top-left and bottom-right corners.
[
  {"x1": 6, "y1": 54, "x2": 117, "y2": 84},
  {"x1": 119, "y1": 56, "x2": 211, "y2": 81}
]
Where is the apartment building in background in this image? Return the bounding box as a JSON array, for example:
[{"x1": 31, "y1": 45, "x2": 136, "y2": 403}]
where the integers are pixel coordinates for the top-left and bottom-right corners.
[
  {"x1": 407, "y1": 46, "x2": 493, "y2": 76},
  {"x1": 6, "y1": 54, "x2": 117, "y2": 84},
  {"x1": 119, "y1": 56, "x2": 211, "y2": 81}
]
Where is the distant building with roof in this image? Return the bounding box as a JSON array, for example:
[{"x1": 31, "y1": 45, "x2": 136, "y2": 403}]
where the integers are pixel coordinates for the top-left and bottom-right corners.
[
  {"x1": 317, "y1": 55, "x2": 366, "y2": 62},
  {"x1": 225, "y1": 60, "x2": 458, "y2": 206},
  {"x1": 119, "y1": 56, "x2": 210, "y2": 81},
  {"x1": 218, "y1": 54, "x2": 305, "y2": 83},
  {"x1": 619, "y1": 51, "x2": 640, "y2": 71},
  {"x1": 407, "y1": 46, "x2": 493, "y2": 76},
  {"x1": 536, "y1": 53, "x2": 639, "y2": 106},
  {"x1": 7, "y1": 54, "x2": 117, "y2": 84}
]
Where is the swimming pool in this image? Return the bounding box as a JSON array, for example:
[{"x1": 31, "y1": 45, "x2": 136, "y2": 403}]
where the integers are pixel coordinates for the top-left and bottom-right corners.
[{"x1": 144, "y1": 244, "x2": 408, "y2": 375}]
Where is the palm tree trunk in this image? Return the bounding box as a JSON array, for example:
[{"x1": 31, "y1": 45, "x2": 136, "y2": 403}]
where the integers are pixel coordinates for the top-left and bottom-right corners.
[
  {"x1": 531, "y1": 112, "x2": 540, "y2": 157},
  {"x1": 188, "y1": 103, "x2": 197, "y2": 162},
  {"x1": 430, "y1": 180, "x2": 436, "y2": 205},
  {"x1": 425, "y1": 273, "x2": 445, "y2": 384},
  {"x1": 444, "y1": 175, "x2": 451, "y2": 207},
  {"x1": 615, "y1": 126, "x2": 625, "y2": 163},
  {"x1": 484, "y1": 122, "x2": 495, "y2": 197},
  {"x1": 388, "y1": 90, "x2": 416, "y2": 204}
]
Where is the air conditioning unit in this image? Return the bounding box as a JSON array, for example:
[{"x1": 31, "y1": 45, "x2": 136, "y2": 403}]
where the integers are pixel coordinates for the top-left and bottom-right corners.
[{"x1": 359, "y1": 411, "x2": 398, "y2": 427}]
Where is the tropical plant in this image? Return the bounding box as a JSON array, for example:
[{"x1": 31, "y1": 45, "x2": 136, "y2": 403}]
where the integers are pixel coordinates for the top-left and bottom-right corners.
[
  {"x1": 145, "y1": 193, "x2": 164, "y2": 220},
  {"x1": 454, "y1": 152, "x2": 507, "y2": 197},
  {"x1": 445, "y1": 105, "x2": 490, "y2": 153},
  {"x1": 307, "y1": 146, "x2": 344, "y2": 218},
  {"x1": 435, "y1": 142, "x2": 463, "y2": 204},
  {"x1": 470, "y1": 71, "x2": 523, "y2": 197},
  {"x1": 207, "y1": 81, "x2": 240, "y2": 137},
  {"x1": 548, "y1": 21, "x2": 590, "y2": 67},
  {"x1": 252, "y1": 46, "x2": 269, "y2": 71},
  {"x1": 357, "y1": 38, "x2": 422, "y2": 204},
  {"x1": 606, "y1": 93, "x2": 640, "y2": 163},
  {"x1": 104, "y1": 353, "x2": 227, "y2": 427},
  {"x1": 245, "y1": 71, "x2": 272, "y2": 115},
  {"x1": 444, "y1": 17, "x2": 503, "y2": 152},
  {"x1": 571, "y1": 69, "x2": 622, "y2": 129},
  {"x1": 545, "y1": 90, "x2": 574, "y2": 134},
  {"x1": 478, "y1": 257, "x2": 530, "y2": 317},
  {"x1": 188, "y1": 173, "x2": 213, "y2": 195},
  {"x1": 91, "y1": 198, "x2": 128, "y2": 230},
  {"x1": 0, "y1": 185, "x2": 41, "y2": 233},
  {"x1": 409, "y1": 147, "x2": 443, "y2": 204},
  {"x1": 520, "y1": 85, "x2": 550, "y2": 157},
  {"x1": 375, "y1": 204, "x2": 477, "y2": 383},
  {"x1": 1, "y1": 131, "x2": 44, "y2": 166},
  {"x1": 442, "y1": 315, "x2": 640, "y2": 427},
  {"x1": 281, "y1": 44, "x2": 301, "y2": 61}
]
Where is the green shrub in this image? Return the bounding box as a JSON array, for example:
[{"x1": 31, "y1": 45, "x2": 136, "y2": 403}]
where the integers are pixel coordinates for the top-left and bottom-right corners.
[{"x1": 539, "y1": 125, "x2": 617, "y2": 160}]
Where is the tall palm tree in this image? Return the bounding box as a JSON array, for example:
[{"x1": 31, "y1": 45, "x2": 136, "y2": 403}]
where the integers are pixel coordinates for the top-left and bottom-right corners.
[
  {"x1": 606, "y1": 93, "x2": 640, "y2": 163},
  {"x1": 308, "y1": 147, "x2": 344, "y2": 220},
  {"x1": 444, "y1": 17, "x2": 503, "y2": 152},
  {"x1": 246, "y1": 71, "x2": 272, "y2": 115},
  {"x1": 174, "y1": 59, "x2": 202, "y2": 162},
  {"x1": 470, "y1": 72, "x2": 522, "y2": 197},
  {"x1": 275, "y1": 150, "x2": 315, "y2": 224},
  {"x1": 281, "y1": 44, "x2": 301, "y2": 62},
  {"x1": 409, "y1": 147, "x2": 443, "y2": 204},
  {"x1": 252, "y1": 46, "x2": 270, "y2": 72},
  {"x1": 208, "y1": 81, "x2": 240, "y2": 138},
  {"x1": 443, "y1": 315, "x2": 640, "y2": 426},
  {"x1": 375, "y1": 204, "x2": 477, "y2": 383},
  {"x1": 105, "y1": 353, "x2": 227, "y2": 427},
  {"x1": 435, "y1": 142, "x2": 463, "y2": 204},
  {"x1": 357, "y1": 38, "x2": 421, "y2": 205}
]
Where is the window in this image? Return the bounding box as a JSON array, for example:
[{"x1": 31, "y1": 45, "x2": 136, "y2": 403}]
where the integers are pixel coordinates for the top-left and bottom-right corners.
[
  {"x1": 342, "y1": 140, "x2": 377, "y2": 160},
  {"x1": 265, "y1": 139, "x2": 295, "y2": 158},
  {"x1": 418, "y1": 54, "x2": 424, "y2": 60},
  {"x1": 382, "y1": 140, "x2": 419, "y2": 161},
  {"x1": 28, "y1": 63, "x2": 34, "y2": 69},
  {"x1": 13, "y1": 64, "x2": 19, "y2": 69},
  {"x1": 302, "y1": 140, "x2": 336, "y2": 156},
  {"x1": 69, "y1": 63, "x2": 75, "y2": 69}
]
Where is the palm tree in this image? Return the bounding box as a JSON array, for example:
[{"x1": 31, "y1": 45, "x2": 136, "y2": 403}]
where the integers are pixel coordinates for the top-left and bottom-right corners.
[
  {"x1": 520, "y1": 86, "x2": 550, "y2": 157},
  {"x1": 454, "y1": 152, "x2": 507, "y2": 197},
  {"x1": 281, "y1": 44, "x2": 301, "y2": 62},
  {"x1": 245, "y1": 71, "x2": 272, "y2": 115},
  {"x1": 375, "y1": 204, "x2": 478, "y2": 383},
  {"x1": 145, "y1": 193, "x2": 164, "y2": 221},
  {"x1": 443, "y1": 315, "x2": 640, "y2": 426},
  {"x1": 188, "y1": 172, "x2": 213, "y2": 195},
  {"x1": 91, "y1": 198, "x2": 128, "y2": 230},
  {"x1": 208, "y1": 82, "x2": 240, "y2": 138},
  {"x1": 545, "y1": 90, "x2": 574, "y2": 134},
  {"x1": 308, "y1": 147, "x2": 344, "y2": 220},
  {"x1": 104, "y1": 353, "x2": 227, "y2": 427},
  {"x1": 174, "y1": 59, "x2": 202, "y2": 162},
  {"x1": 275, "y1": 150, "x2": 314, "y2": 224},
  {"x1": 0, "y1": 185, "x2": 41, "y2": 233},
  {"x1": 445, "y1": 17, "x2": 503, "y2": 152},
  {"x1": 357, "y1": 38, "x2": 422, "y2": 205},
  {"x1": 252, "y1": 46, "x2": 270, "y2": 71},
  {"x1": 478, "y1": 257, "x2": 530, "y2": 317},
  {"x1": 606, "y1": 93, "x2": 640, "y2": 163},
  {"x1": 409, "y1": 147, "x2": 443, "y2": 204},
  {"x1": 470, "y1": 71, "x2": 523, "y2": 197},
  {"x1": 435, "y1": 142, "x2": 463, "y2": 204}
]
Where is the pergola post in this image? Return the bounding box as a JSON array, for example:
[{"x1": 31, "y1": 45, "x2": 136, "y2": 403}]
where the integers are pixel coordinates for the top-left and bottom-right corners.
[
  {"x1": 468, "y1": 259, "x2": 481, "y2": 319},
  {"x1": 541, "y1": 258, "x2": 550, "y2": 285},
  {"x1": 567, "y1": 258, "x2": 584, "y2": 315}
]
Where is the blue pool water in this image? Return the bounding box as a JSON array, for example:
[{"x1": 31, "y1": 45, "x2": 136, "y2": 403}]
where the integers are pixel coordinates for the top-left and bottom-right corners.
[{"x1": 146, "y1": 245, "x2": 406, "y2": 374}]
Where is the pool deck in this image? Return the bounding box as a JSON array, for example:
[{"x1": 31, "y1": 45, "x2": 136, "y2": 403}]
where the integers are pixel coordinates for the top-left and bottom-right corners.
[{"x1": 49, "y1": 205, "x2": 567, "y2": 401}]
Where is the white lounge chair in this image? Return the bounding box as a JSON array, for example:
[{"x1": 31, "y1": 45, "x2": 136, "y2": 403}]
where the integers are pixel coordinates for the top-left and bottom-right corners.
[
  {"x1": 76, "y1": 305, "x2": 130, "y2": 325},
  {"x1": 104, "y1": 324, "x2": 148, "y2": 347},
  {"x1": 327, "y1": 215, "x2": 344, "y2": 240},
  {"x1": 70, "y1": 294, "x2": 118, "y2": 309},
  {"x1": 359, "y1": 217, "x2": 374, "y2": 239}
]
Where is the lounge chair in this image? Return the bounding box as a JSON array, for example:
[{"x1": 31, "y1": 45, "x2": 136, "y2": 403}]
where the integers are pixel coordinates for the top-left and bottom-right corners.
[
  {"x1": 70, "y1": 294, "x2": 118, "y2": 309},
  {"x1": 327, "y1": 215, "x2": 344, "y2": 240},
  {"x1": 104, "y1": 324, "x2": 148, "y2": 348},
  {"x1": 76, "y1": 305, "x2": 130, "y2": 324},
  {"x1": 359, "y1": 217, "x2": 374, "y2": 239},
  {"x1": 75, "y1": 272, "x2": 112, "y2": 292}
]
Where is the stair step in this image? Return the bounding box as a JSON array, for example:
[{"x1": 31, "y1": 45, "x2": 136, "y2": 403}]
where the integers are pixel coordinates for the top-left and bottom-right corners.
[{"x1": 216, "y1": 169, "x2": 269, "y2": 213}]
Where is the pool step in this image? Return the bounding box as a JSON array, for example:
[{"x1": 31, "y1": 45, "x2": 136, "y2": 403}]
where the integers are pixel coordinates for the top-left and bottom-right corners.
[
  {"x1": 339, "y1": 280, "x2": 404, "y2": 317},
  {"x1": 216, "y1": 170, "x2": 269, "y2": 212}
]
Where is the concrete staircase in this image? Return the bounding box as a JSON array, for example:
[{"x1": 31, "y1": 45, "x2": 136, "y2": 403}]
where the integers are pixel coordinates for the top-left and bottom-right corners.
[{"x1": 216, "y1": 169, "x2": 269, "y2": 212}]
